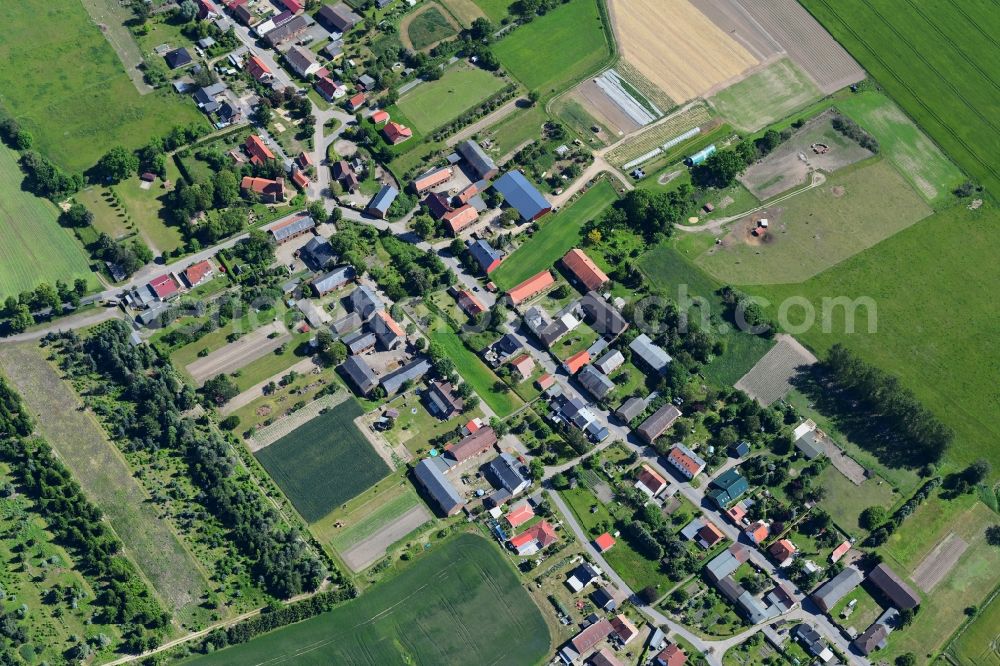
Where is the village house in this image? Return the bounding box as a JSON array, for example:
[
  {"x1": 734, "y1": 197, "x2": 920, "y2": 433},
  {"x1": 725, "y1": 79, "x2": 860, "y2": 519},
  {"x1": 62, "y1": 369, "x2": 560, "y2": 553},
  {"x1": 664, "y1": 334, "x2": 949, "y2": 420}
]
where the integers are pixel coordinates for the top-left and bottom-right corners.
[
  {"x1": 315, "y1": 76, "x2": 347, "y2": 102},
  {"x1": 285, "y1": 44, "x2": 321, "y2": 78},
  {"x1": 456, "y1": 289, "x2": 486, "y2": 318},
  {"x1": 561, "y1": 248, "x2": 610, "y2": 292},
  {"x1": 637, "y1": 404, "x2": 683, "y2": 445},
  {"x1": 182, "y1": 260, "x2": 214, "y2": 288},
  {"x1": 245, "y1": 134, "x2": 275, "y2": 165},
  {"x1": 311, "y1": 266, "x2": 355, "y2": 296},
  {"x1": 509, "y1": 520, "x2": 557, "y2": 556},
  {"x1": 269, "y1": 214, "x2": 314, "y2": 243},
  {"x1": 442, "y1": 204, "x2": 478, "y2": 235},
  {"x1": 317, "y1": 2, "x2": 361, "y2": 33},
  {"x1": 382, "y1": 121, "x2": 413, "y2": 145},
  {"x1": 634, "y1": 463, "x2": 667, "y2": 497},
  {"x1": 506, "y1": 270, "x2": 555, "y2": 306}
]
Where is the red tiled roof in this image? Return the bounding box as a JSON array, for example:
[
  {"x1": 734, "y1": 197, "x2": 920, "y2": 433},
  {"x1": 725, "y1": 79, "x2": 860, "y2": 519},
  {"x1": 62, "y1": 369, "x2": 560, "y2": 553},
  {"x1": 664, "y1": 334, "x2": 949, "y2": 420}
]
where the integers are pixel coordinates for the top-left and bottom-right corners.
[
  {"x1": 830, "y1": 540, "x2": 851, "y2": 563},
  {"x1": 636, "y1": 464, "x2": 667, "y2": 495},
  {"x1": 297, "y1": 151, "x2": 313, "y2": 167},
  {"x1": 280, "y1": 0, "x2": 302, "y2": 12},
  {"x1": 510, "y1": 520, "x2": 557, "y2": 550},
  {"x1": 315, "y1": 77, "x2": 342, "y2": 98},
  {"x1": 505, "y1": 502, "x2": 535, "y2": 528},
  {"x1": 455, "y1": 181, "x2": 480, "y2": 204},
  {"x1": 457, "y1": 290, "x2": 486, "y2": 316},
  {"x1": 727, "y1": 503, "x2": 747, "y2": 523},
  {"x1": 668, "y1": 446, "x2": 704, "y2": 478},
  {"x1": 148, "y1": 274, "x2": 180, "y2": 299},
  {"x1": 656, "y1": 644, "x2": 688, "y2": 666},
  {"x1": 570, "y1": 618, "x2": 613, "y2": 653},
  {"x1": 563, "y1": 350, "x2": 590, "y2": 375},
  {"x1": 240, "y1": 175, "x2": 283, "y2": 196},
  {"x1": 746, "y1": 521, "x2": 770, "y2": 544},
  {"x1": 609, "y1": 614, "x2": 637, "y2": 643},
  {"x1": 465, "y1": 419, "x2": 480, "y2": 433},
  {"x1": 382, "y1": 121, "x2": 412, "y2": 144},
  {"x1": 291, "y1": 169, "x2": 309, "y2": 188},
  {"x1": 370, "y1": 109, "x2": 390, "y2": 124},
  {"x1": 442, "y1": 204, "x2": 478, "y2": 234},
  {"x1": 769, "y1": 538, "x2": 796, "y2": 562},
  {"x1": 594, "y1": 532, "x2": 616, "y2": 552},
  {"x1": 507, "y1": 270, "x2": 554, "y2": 305},
  {"x1": 183, "y1": 260, "x2": 213, "y2": 286},
  {"x1": 375, "y1": 310, "x2": 404, "y2": 336},
  {"x1": 413, "y1": 167, "x2": 452, "y2": 193},
  {"x1": 347, "y1": 92, "x2": 366, "y2": 109},
  {"x1": 245, "y1": 134, "x2": 274, "y2": 164},
  {"x1": 697, "y1": 521, "x2": 725, "y2": 546},
  {"x1": 510, "y1": 354, "x2": 535, "y2": 376},
  {"x1": 445, "y1": 427, "x2": 497, "y2": 462},
  {"x1": 247, "y1": 55, "x2": 271, "y2": 81},
  {"x1": 562, "y1": 248, "x2": 610, "y2": 291},
  {"x1": 536, "y1": 373, "x2": 555, "y2": 390}
]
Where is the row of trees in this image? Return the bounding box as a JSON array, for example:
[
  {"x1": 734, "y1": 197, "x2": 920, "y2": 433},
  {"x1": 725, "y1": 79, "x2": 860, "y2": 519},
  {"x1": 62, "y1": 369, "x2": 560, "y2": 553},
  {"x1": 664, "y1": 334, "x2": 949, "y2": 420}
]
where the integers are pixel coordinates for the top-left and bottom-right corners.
[{"x1": 0, "y1": 279, "x2": 90, "y2": 335}]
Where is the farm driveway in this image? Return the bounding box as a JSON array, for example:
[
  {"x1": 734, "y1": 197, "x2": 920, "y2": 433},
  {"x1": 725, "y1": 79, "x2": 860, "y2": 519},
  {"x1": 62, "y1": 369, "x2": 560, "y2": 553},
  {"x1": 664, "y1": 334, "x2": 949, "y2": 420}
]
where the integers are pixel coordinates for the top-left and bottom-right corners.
[{"x1": 186, "y1": 321, "x2": 290, "y2": 385}]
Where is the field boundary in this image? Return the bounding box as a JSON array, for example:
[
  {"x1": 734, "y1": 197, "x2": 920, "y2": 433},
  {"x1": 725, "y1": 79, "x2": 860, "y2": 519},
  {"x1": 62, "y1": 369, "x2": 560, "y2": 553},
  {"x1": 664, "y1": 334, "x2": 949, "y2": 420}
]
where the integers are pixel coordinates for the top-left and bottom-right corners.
[{"x1": 249, "y1": 391, "x2": 349, "y2": 452}]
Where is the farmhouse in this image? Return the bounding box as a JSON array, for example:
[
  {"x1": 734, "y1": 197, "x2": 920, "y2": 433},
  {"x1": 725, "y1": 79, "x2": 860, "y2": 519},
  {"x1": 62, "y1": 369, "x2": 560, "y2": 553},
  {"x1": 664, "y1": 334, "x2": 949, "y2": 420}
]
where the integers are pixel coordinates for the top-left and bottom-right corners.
[
  {"x1": 443, "y1": 204, "x2": 479, "y2": 235},
  {"x1": 245, "y1": 134, "x2": 275, "y2": 165},
  {"x1": 342, "y1": 329, "x2": 376, "y2": 355},
  {"x1": 317, "y1": 3, "x2": 361, "y2": 33},
  {"x1": 563, "y1": 350, "x2": 591, "y2": 375},
  {"x1": 148, "y1": 274, "x2": 181, "y2": 300},
  {"x1": 370, "y1": 310, "x2": 405, "y2": 350},
  {"x1": 562, "y1": 249, "x2": 610, "y2": 292},
  {"x1": 629, "y1": 334, "x2": 672, "y2": 374},
  {"x1": 468, "y1": 239, "x2": 503, "y2": 274},
  {"x1": 707, "y1": 469, "x2": 750, "y2": 509},
  {"x1": 265, "y1": 15, "x2": 309, "y2": 47},
  {"x1": 635, "y1": 463, "x2": 667, "y2": 497},
  {"x1": 315, "y1": 76, "x2": 347, "y2": 102},
  {"x1": 367, "y1": 184, "x2": 398, "y2": 219},
  {"x1": 297, "y1": 298, "x2": 330, "y2": 328},
  {"x1": 594, "y1": 349, "x2": 624, "y2": 375},
  {"x1": 456, "y1": 289, "x2": 486, "y2": 318},
  {"x1": 424, "y1": 380, "x2": 463, "y2": 418},
  {"x1": 580, "y1": 292, "x2": 628, "y2": 338},
  {"x1": 182, "y1": 260, "x2": 214, "y2": 287},
  {"x1": 558, "y1": 618, "x2": 613, "y2": 663},
  {"x1": 578, "y1": 365, "x2": 615, "y2": 400},
  {"x1": 868, "y1": 563, "x2": 921, "y2": 610},
  {"x1": 311, "y1": 266, "x2": 354, "y2": 297},
  {"x1": 456, "y1": 140, "x2": 498, "y2": 180},
  {"x1": 615, "y1": 396, "x2": 646, "y2": 423},
  {"x1": 300, "y1": 237, "x2": 335, "y2": 269},
  {"x1": 269, "y1": 214, "x2": 314, "y2": 243},
  {"x1": 285, "y1": 45, "x2": 320, "y2": 78},
  {"x1": 507, "y1": 270, "x2": 555, "y2": 305},
  {"x1": 382, "y1": 121, "x2": 413, "y2": 145},
  {"x1": 445, "y1": 426, "x2": 498, "y2": 463},
  {"x1": 349, "y1": 285, "x2": 385, "y2": 319},
  {"x1": 413, "y1": 166, "x2": 453, "y2": 194},
  {"x1": 509, "y1": 520, "x2": 557, "y2": 556},
  {"x1": 637, "y1": 404, "x2": 682, "y2": 445},
  {"x1": 493, "y1": 171, "x2": 552, "y2": 222},
  {"x1": 341, "y1": 356, "x2": 378, "y2": 395},
  {"x1": 380, "y1": 358, "x2": 431, "y2": 395},
  {"x1": 484, "y1": 452, "x2": 530, "y2": 497},
  {"x1": 811, "y1": 566, "x2": 865, "y2": 613},
  {"x1": 666, "y1": 443, "x2": 705, "y2": 479},
  {"x1": 414, "y1": 458, "x2": 464, "y2": 516}
]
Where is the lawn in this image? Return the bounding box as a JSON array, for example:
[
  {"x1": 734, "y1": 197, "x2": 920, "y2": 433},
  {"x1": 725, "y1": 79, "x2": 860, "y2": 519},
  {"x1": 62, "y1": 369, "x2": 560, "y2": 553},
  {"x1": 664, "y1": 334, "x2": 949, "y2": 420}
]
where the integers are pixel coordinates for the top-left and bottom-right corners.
[
  {"x1": 255, "y1": 399, "x2": 390, "y2": 523},
  {"x1": 800, "y1": 0, "x2": 1000, "y2": 195},
  {"x1": 750, "y1": 204, "x2": 1000, "y2": 474},
  {"x1": 0, "y1": 147, "x2": 96, "y2": 299},
  {"x1": 817, "y1": 465, "x2": 897, "y2": 536},
  {"x1": 493, "y1": 0, "x2": 612, "y2": 95},
  {"x1": 187, "y1": 533, "x2": 552, "y2": 665},
  {"x1": 381, "y1": 388, "x2": 485, "y2": 457},
  {"x1": 492, "y1": 180, "x2": 618, "y2": 290},
  {"x1": 0, "y1": 344, "x2": 213, "y2": 626},
  {"x1": 696, "y1": 160, "x2": 933, "y2": 285},
  {"x1": 406, "y1": 5, "x2": 457, "y2": 50},
  {"x1": 471, "y1": 0, "x2": 512, "y2": 22},
  {"x1": 835, "y1": 90, "x2": 965, "y2": 206},
  {"x1": 394, "y1": 64, "x2": 507, "y2": 134},
  {"x1": 329, "y1": 486, "x2": 423, "y2": 553},
  {"x1": 427, "y1": 315, "x2": 522, "y2": 417},
  {"x1": 709, "y1": 58, "x2": 822, "y2": 132},
  {"x1": 486, "y1": 104, "x2": 547, "y2": 157},
  {"x1": 949, "y1": 591, "x2": 1000, "y2": 666},
  {"x1": 0, "y1": 0, "x2": 205, "y2": 172}
]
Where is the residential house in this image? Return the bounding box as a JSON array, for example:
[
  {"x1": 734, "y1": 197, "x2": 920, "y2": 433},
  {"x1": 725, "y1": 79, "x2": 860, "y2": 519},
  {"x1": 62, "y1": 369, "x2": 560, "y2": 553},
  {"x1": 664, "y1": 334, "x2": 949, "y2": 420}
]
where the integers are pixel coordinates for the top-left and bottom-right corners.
[
  {"x1": 424, "y1": 380, "x2": 463, "y2": 418},
  {"x1": 269, "y1": 214, "x2": 315, "y2": 243},
  {"x1": 382, "y1": 121, "x2": 412, "y2": 145},
  {"x1": 357, "y1": 73, "x2": 376, "y2": 91},
  {"x1": 510, "y1": 354, "x2": 535, "y2": 380},
  {"x1": 331, "y1": 159, "x2": 359, "y2": 190},
  {"x1": 340, "y1": 355, "x2": 377, "y2": 394},
  {"x1": 300, "y1": 237, "x2": 336, "y2": 269},
  {"x1": 594, "y1": 532, "x2": 615, "y2": 553},
  {"x1": 793, "y1": 624, "x2": 834, "y2": 662},
  {"x1": 793, "y1": 421, "x2": 826, "y2": 459},
  {"x1": 311, "y1": 266, "x2": 354, "y2": 297},
  {"x1": 558, "y1": 618, "x2": 613, "y2": 664},
  {"x1": 380, "y1": 358, "x2": 431, "y2": 395},
  {"x1": 241, "y1": 175, "x2": 285, "y2": 202},
  {"x1": 443, "y1": 204, "x2": 478, "y2": 235},
  {"x1": 629, "y1": 334, "x2": 672, "y2": 375},
  {"x1": 315, "y1": 76, "x2": 346, "y2": 102},
  {"x1": 317, "y1": 3, "x2": 361, "y2": 33},
  {"x1": 510, "y1": 520, "x2": 557, "y2": 556},
  {"x1": 505, "y1": 501, "x2": 534, "y2": 529},
  {"x1": 493, "y1": 170, "x2": 552, "y2": 222},
  {"x1": 456, "y1": 289, "x2": 486, "y2": 318},
  {"x1": 285, "y1": 44, "x2": 320, "y2": 78},
  {"x1": 349, "y1": 285, "x2": 385, "y2": 319},
  {"x1": 594, "y1": 349, "x2": 624, "y2": 375},
  {"x1": 468, "y1": 239, "x2": 503, "y2": 274},
  {"x1": 148, "y1": 274, "x2": 181, "y2": 300},
  {"x1": 367, "y1": 184, "x2": 398, "y2": 219},
  {"x1": 197, "y1": 0, "x2": 220, "y2": 19},
  {"x1": 769, "y1": 539, "x2": 797, "y2": 567},
  {"x1": 811, "y1": 566, "x2": 865, "y2": 612},
  {"x1": 536, "y1": 374, "x2": 555, "y2": 391},
  {"x1": 563, "y1": 350, "x2": 591, "y2": 375},
  {"x1": 414, "y1": 458, "x2": 464, "y2": 516},
  {"x1": 457, "y1": 140, "x2": 498, "y2": 180},
  {"x1": 506, "y1": 270, "x2": 555, "y2": 306},
  {"x1": 182, "y1": 260, "x2": 214, "y2": 287},
  {"x1": 609, "y1": 614, "x2": 638, "y2": 645},
  {"x1": 323, "y1": 40, "x2": 344, "y2": 60},
  {"x1": 635, "y1": 464, "x2": 667, "y2": 497},
  {"x1": 278, "y1": 0, "x2": 302, "y2": 13},
  {"x1": 696, "y1": 521, "x2": 725, "y2": 549},
  {"x1": 245, "y1": 134, "x2": 275, "y2": 165},
  {"x1": 346, "y1": 92, "x2": 367, "y2": 111},
  {"x1": 589, "y1": 648, "x2": 623, "y2": 666},
  {"x1": 868, "y1": 563, "x2": 921, "y2": 610},
  {"x1": 562, "y1": 248, "x2": 610, "y2": 292},
  {"x1": 566, "y1": 563, "x2": 601, "y2": 592},
  {"x1": 164, "y1": 48, "x2": 192, "y2": 69},
  {"x1": 853, "y1": 608, "x2": 898, "y2": 656},
  {"x1": 590, "y1": 587, "x2": 617, "y2": 612},
  {"x1": 745, "y1": 520, "x2": 770, "y2": 545},
  {"x1": 413, "y1": 166, "x2": 453, "y2": 194},
  {"x1": 264, "y1": 15, "x2": 309, "y2": 47},
  {"x1": 666, "y1": 443, "x2": 705, "y2": 479},
  {"x1": 290, "y1": 169, "x2": 310, "y2": 190},
  {"x1": 578, "y1": 364, "x2": 615, "y2": 400},
  {"x1": 231, "y1": 3, "x2": 253, "y2": 26},
  {"x1": 704, "y1": 544, "x2": 750, "y2": 583},
  {"x1": 445, "y1": 426, "x2": 498, "y2": 463},
  {"x1": 484, "y1": 453, "x2": 530, "y2": 497},
  {"x1": 654, "y1": 644, "x2": 687, "y2": 666},
  {"x1": 615, "y1": 396, "x2": 646, "y2": 423},
  {"x1": 369, "y1": 310, "x2": 404, "y2": 349},
  {"x1": 707, "y1": 469, "x2": 750, "y2": 509},
  {"x1": 637, "y1": 404, "x2": 682, "y2": 445}
]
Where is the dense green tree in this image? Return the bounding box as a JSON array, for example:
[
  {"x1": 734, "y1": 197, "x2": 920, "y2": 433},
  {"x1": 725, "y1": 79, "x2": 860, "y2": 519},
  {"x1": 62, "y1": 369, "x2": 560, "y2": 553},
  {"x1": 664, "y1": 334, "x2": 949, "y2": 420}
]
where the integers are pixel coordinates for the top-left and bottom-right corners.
[{"x1": 96, "y1": 146, "x2": 140, "y2": 184}]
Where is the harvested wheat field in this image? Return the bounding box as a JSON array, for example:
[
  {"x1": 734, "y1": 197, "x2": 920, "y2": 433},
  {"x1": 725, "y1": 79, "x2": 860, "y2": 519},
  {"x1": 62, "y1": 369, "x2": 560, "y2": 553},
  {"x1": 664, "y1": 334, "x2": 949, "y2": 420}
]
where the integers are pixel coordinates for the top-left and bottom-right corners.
[{"x1": 607, "y1": 0, "x2": 758, "y2": 103}]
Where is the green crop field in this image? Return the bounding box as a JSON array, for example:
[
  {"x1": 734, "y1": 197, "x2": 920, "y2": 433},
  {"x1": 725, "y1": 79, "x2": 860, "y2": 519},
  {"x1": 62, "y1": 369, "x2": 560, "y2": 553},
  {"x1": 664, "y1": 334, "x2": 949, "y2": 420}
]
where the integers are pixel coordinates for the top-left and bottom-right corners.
[
  {"x1": 0, "y1": 147, "x2": 96, "y2": 299},
  {"x1": 492, "y1": 180, "x2": 618, "y2": 290},
  {"x1": 493, "y1": 0, "x2": 611, "y2": 95},
  {"x1": 471, "y1": 0, "x2": 512, "y2": 22},
  {"x1": 749, "y1": 203, "x2": 1000, "y2": 474},
  {"x1": 697, "y1": 160, "x2": 932, "y2": 285},
  {"x1": 394, "y1": 64, "x2": 507, "y2": 134},
  {"x1": 709, "y1": 58, "x2": 822, "y2": 132},
  {"x1": 329, "y1": 488, "x2": 422, "y2": 552},
  {"x1": 950, "y1": 591, "x2": 1000, "y2": 665},
  {"x1": 836, "y1": 90, "x2": 965, "y2": 206},
  {"x1": 0, "y1": 0, "x2": 204, "y2": 173},
  {"x1": 187, "y1": 533, "x2": 552, "y2": 665},
  {"x1": 800, "y1": 0, "x2": 1000, "y2": 196},
  {"x1": 255, "y1": 399, "x2": 389, "y2": 524},
  {"x1": 406, "y1": 6, "x2": 457, "y2": 50}
]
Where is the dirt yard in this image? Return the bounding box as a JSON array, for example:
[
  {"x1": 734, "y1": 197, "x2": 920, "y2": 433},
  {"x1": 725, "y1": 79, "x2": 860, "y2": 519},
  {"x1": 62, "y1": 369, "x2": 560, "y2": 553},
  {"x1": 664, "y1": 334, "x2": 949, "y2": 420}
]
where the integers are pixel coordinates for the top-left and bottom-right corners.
[
  {"x1": 340, "y1": 504, "x2": 433, "y2": 572},
  {"x1": 606, "y1": 0, "x2": 758, "y2": 103},
  {"x1": 734, "y1": 334, "x2": 817, "y2": 405},
  {"x1": 186, "y1": 321, "x2": 291, "y2": 385},
  {"x1": 912, "y1": 533, "x2": 970, "y2": 592}
]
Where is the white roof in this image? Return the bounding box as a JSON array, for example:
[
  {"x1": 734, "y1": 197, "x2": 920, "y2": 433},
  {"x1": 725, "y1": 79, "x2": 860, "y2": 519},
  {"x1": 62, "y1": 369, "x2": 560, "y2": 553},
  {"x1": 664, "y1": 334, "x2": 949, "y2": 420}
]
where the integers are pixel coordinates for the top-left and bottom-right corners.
[{"x1": 793, "y1": 420, "x2": 817, "y2": 440}]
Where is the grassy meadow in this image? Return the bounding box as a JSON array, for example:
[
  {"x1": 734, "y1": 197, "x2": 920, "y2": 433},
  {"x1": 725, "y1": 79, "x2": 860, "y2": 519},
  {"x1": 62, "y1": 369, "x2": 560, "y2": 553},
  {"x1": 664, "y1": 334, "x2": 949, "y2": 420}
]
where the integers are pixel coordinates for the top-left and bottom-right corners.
[
  {"x1": 493, "y1": 0, "x2": 611, "y2": 95},
  {"x1": 406, "y1": 6, "x2": 458, "y2": 50},
  {"x1": 0, "y1": 147, "x2": 96, "y2": 299},
  {"x1": 709, "y1": 58, "x2": 822, "y2": 132},
  {"x1": 949, "y1": 590, "x2": 1000, "y2": 665},
  {"x1": 187, "y1": 533, "x2": 552, "y2": 665},
  {"x1": 471, "y1": 0, "x2": 512, "y2": 22},
  {"x1": 255, "y1": 399, "x2": 389, "y2": 523},
  {"x1": 0, "y1": 0, "x2": 204, "y2": 172},
  {"x1": 394, "y1": 64, "x2": 507, "y2": 133}
]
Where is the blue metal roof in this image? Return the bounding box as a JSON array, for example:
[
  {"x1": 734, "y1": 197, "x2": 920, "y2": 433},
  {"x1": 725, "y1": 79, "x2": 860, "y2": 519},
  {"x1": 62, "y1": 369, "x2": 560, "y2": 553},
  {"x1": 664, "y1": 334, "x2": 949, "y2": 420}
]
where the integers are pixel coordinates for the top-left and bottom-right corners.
[{"x1": 493, "y1": 171, "x2": 551, "y2": 222}]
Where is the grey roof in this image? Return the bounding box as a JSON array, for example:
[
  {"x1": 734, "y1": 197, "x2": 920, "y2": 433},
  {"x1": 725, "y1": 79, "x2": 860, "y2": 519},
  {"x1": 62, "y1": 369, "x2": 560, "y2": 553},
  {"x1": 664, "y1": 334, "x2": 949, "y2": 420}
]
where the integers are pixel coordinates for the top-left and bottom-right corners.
[
  {"x1": 594, "y1": 349, "x2": 624, "y2": 374},
  {"x1": 615, "y1": 396, "x2": 646, "y2": 422},
  {"x1": 795, "y1": 430, "x2": 826, "y2": 459},
  {"x1": 285, "y1": 44, "x2": 318, "y2": 76},
  {"x1": 312, "y1": 265, "x2": 354, "y2": 296},
  {"x1": 581, "y1": 291, "x2": 627, "y2": 337},
  {"x1": 265, "y1": 15, "x2": 309, "y2": 46},
  {"x1": 272, "y1": 215, "x2": 315, "y2": 242},
  {"x1": 414, "y1": 458, "x2": 463, "y2": 515},
  {"x1": 494, "y1": 333, "x2": 522, "y2": 356},
  {"x1": 637, "y1": 403, "x2": 682, "y2": 443},
  {"x1": 457, "y1": 140, "x2": 497, "y2": 180},
  {"x1": 578, "y1": 365, "x2": 615, "y2": 400},
  {"x1": 425, "y1": 380, "x2": 463, "y2": 417},
  {"x1": 811, "y1": 566, "x2": 864, "y2": 611},
  {"x1": 369, "y1": 312, "x2": 403, "y2": 349},
  {"x1": 341, "y1": 355, "x2": 377, "y2": 394},
  {"x1": 318, "y1": 3, "x2": 361, "y2": 32},
  {"x1": 585, "y1": 420, "x2": 609, "y2": 442},
  {"x1": 367, "y1": 184, "x2": 398, "y2": 216},
  {"x1": 324, "y1": 40, "x2": 344, "y2": 58},
  {"x1": 538, "y1": 319, "x2": 569, "y2": 347},
  {"x1": 332, "y1": 311, "x2": 363, "y2": 335},
  {"x1": 493, "y1": 171, "x2": 551, "y2": 222},
  {"x1": 705, "y1": 544, "x2": 750, "y2": 583},
  {"x1": 716, "y1": 575, "x2": 744, "y2": 603},
  {"x1": 468, "y1": 239, "x2": 503, "y2": 273},
  {"x1": 164, "y1": 47, "x2": 192, "y2": 69},
  {"x1": 358, "y1": 73, "x2": 376, "y2": 88},
  {"x1": 342, "y1": 329, "x2": 376, "y2": 354},
  {"x1": 380, "y1": 358, "x2": 431, "y2": 395},
  {"x1": 739, "y1": 590, "x2": 778, "y2": 624},
  {"x1": 194, "y1": 82, "x2": 226, "y2": 105},
  {"x1": 302, "y1": 237, "x2": 336, "y2": 269},
  {"x1": 590, "y1": 586, "x2": 616, "y2": 611},
  {"x1": 629, "y1": 334, "x2": 672, "y2": 374},
  {"x1": 349, "y1": 285, "x2": 384, "y2": 319},
  {"x1": 868, "y1": 563, "x2": 921, "y2": 610},
  {"x1": 484, "y1": 453, "x2": 529, "y2": 494}
]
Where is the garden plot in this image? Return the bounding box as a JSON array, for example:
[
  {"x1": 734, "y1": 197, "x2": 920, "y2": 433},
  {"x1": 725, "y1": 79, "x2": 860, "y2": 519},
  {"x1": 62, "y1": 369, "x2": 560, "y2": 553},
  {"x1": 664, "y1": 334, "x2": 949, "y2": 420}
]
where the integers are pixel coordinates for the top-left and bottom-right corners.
[
  {"x1": 606, "y1": 103, "x2": 713, "y2": 168},
  {"x1": 911, "y1": 532, "x2": 969, "y2": 593},
  {"x1": 248, "y1": 391, "x2": 349, "y2": 452},
  {"x1": 186, "y1": 321, "x2": 290, "y2": 385},
  {"x1": 734, "y1": 334, "x2": 817, "y2": 405}
]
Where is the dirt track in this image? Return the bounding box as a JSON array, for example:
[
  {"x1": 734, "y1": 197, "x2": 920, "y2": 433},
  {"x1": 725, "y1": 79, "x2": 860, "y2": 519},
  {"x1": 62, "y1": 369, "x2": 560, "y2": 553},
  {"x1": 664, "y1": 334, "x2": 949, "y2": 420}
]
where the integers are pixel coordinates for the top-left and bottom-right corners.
[
  {"x1": 341, "y1": 504, "x2": 432, "y2": 571},
  {"x1": 186, "y1": 321, "x2": 290, "y2": 385}
]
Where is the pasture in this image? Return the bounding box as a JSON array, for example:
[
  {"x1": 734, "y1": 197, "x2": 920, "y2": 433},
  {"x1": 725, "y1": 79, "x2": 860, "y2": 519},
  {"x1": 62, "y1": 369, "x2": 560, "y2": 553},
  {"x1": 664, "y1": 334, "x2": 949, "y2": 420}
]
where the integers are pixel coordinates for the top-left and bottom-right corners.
[
  {"x1": 492, "y1": 180, "x2": 618, "y2": 289},
  {"x1": 470, "y1": 0, "x2": 511, "y2": 22},
  {"x1": 698, "y1": 160, "x2": 933, "y2": 285},
  {"x1": 0, "y1": 147, "x2": 96, "y2": 299},
  {"x1": 394, "y1": 64, "x2": 507, "y2": 133},
  {"x1": 188, "y1": 533, "x2": 552, "y2": 665},
  {"x1": 255, "y1": 399, "x2": 389, "y2": 524},
  {"x1": 709, "y1": 58, "x2": 822, "y2": 132},
  {"x1": 0, "y1": 0, "x2": 204, "y2": 172},
  {"x1": 949, "y1": 592, "x2": 1000, "y2": 666},
  {"x1": 800, "y1": 0, "x2": 1000, "y2": 195},
  {"x1": 493, "y1": 0, "x2": 611, "y2": 95},
  {"x1": 403, "y1": 4, "x2": 458, "y2": 51},
  {"x1": 749, "y1": 204, "x2": 1000, "y2": 473}
]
